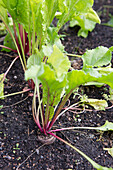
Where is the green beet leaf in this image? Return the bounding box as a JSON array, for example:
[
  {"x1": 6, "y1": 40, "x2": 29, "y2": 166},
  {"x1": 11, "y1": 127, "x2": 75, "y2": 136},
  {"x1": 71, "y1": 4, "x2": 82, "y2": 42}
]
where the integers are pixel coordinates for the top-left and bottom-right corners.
[
  {"x1": 97, "y1": 72, "x2": 113, "y2": 89},
  {"x1": 86, "y1": 8, "x2": 100, "y2": 23},
  {"x1": 70, "y1": 8, "x2": 100, "y2": 38},
  {"x1": 30, "y1": 0, "x2": 58, "y2": 49},
  {"x1": 2, "y1": 0, "x2": 30, "y2": 31},
  {"x1": 42, "y1": 27, "x2": 64, "y2": 57},
  {"x1": 78, "y1": 29, "x2": 89, "y2": 38},
  {"x1": 47, "y1": 27, "x2": 64, "y2": 51},
  {"x1": 82, "y1": 46, "x2": 112, "y2": 69},
  {"x1": 42, "y1": 44, "x2": 53, "y2": 57},
  {"x1": 66, "y1": 67, "x2": 113, "y2": 95},
  {"x1": 66, "y1": 70, "x2": 94, "y2": 94},
  {"x1": 42, "y1": 0, "x2": 58, "y2": 28},
  {"x1": 57, "y1": 0, "x2": 94, "y2": 31},
  {"x1": 74, "y1": 0, "x2": 93, "y2": 14},
  {"x1": 47, "y1": 45, "x2": 70, "y2": 80},
  {"x1": 0, "y1": 1, "x2": 14, "y2": 38},
  {"x1": 81, "y1": 46, "x2": 113, "y2": 81},
  {"x1": 25, "y1": 64, "x2": 44, "y2": 84},
  {"x1": 0, "y1": 1, "x2": 9, "y2": 25},
  {"x1": 26, "y1": 49, "x2": 42, "y2": 69},
  {"x1": 82, "y1": 67, "x2": 103, "y2": 78}
]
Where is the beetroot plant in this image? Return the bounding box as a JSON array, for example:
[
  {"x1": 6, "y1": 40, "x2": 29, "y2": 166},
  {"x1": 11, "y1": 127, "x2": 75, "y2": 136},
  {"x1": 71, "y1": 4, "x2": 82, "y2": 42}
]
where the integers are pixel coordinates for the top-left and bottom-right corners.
[{"x1": 25, "y1": 45, "x2": 113, "y2": 170}]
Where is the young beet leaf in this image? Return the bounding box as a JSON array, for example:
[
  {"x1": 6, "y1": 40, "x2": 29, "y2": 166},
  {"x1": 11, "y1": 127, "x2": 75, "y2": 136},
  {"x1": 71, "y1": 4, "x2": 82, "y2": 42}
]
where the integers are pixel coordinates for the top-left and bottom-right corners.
[
  {"x1": 57, "y1": 0, "x2": 94, "y2": 31},
  {"x1": 70, "y1": 8, "x2": 100, "y2": 38}
]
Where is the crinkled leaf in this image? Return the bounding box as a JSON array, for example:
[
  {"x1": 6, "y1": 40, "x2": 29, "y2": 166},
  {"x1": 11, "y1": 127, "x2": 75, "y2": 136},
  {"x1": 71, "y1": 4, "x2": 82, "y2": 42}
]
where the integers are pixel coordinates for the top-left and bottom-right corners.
[
  {"x1": 38, "y1": 64, "x2": 66, "y2": 121},
  {"x1": 70, "y1": 8, "x2": 100, "y2": 38},
  {"x1": 0, "y1": 1, "x2": 9, "y2": 25},
  {"x1": 27, "y1": 50, "x2": 42, "y2": 69},
  {"x1": 97, "y1": 121, "x2": 113, "y2": 131},
  {"x1": 58, "y1": 0, "x2": 93, "y2": 14},
  {"x1": 70, "y1": 15, "x2": 95, "y2": 38},
  {"x1": 57, "y1": 0, "x2": 93, "y2": 31},
  {"x1": 78, "y1": 29, "x2": 89, "y2": 38},
  {"x1": 85, "y1": 99, "x2": 108, "y2": 110},
  {"x1": 0, "y1": 74, "x2": 4, "y2": 99},
  {"x1": 43, "y1": 0, "x2": 58, "y2": 28},
  {"x1": 86, "y1": 8, "x2": 100, "y2": 23},
  {"x1": 66, "y1": 70, "x2": 94, "y2": 94},
  {"x1": 66, "y1": 68, "x2": 113, "y2": 94},
  {"x1": 46, "y1": 27, "x2": 64, "y2": 52},
  {"x1": 0, "y1": 1, "x2": 14, "y2": 38},
  {"x1": 97, "y1": 72, "x2": 113, "y2": 89},
  {"x1": 83, "y1": 67, "x2": 103, "y2": 78},
  {"x1": 42, "y1": 27, "x2": 64, "y2": 57},
  {"x1": 74, "y1": 0, "x2": 93, "y2": 14},
  {"x1": 104, "y1": 147, "x2": 113, "y2": 157},
  {"x1": 82, "y1": 46, "x2": 112, "y2": 69},
  {"x1": 2, "y1": 0, "x2": 30, "y2": 31},
  {"x1": 34, "y1": 0, "x2": 58, "y2": 46},
  {"x1": 42, "y1": 45, "x2": 53, "y2": 57},
  {"x1": 47, "y1": 45, "x2": 70, "y2": 80},
  {"x1": 47, "y1": 27, "x2": 60, "y2": 45},
  {"x1": 25, "y1": 64, "x2": 44, "y2": 84}
]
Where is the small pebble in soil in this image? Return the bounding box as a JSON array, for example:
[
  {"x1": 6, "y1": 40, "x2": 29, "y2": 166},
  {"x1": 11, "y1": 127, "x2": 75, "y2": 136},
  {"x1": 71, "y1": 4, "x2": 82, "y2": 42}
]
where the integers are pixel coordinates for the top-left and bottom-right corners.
[
  {"x1": 78, "y1": 118, "x2": 81, "y2": 122},
  {"x1": 4, "y1": 155, "x2": 12, "y2": 160},
  {"x1": 14, "y1": 76, "x2": 17, "y2": 79},
  {"x1": 89, "y1": 134, "x2": 94, "y2": 139},
  {"x1": 76, "y1": 136, "x2": 79, "y2": 140},
  {"x1": 36, "y1": 149, "x2": 39, "y2": 155}
]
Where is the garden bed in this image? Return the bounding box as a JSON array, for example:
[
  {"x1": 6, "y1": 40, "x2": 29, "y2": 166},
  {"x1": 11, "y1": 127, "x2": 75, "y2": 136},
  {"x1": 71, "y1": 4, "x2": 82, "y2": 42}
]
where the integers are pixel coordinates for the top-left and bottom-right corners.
[{"x1": 0, "y1": 0, "x2": 113, "y2": 169}]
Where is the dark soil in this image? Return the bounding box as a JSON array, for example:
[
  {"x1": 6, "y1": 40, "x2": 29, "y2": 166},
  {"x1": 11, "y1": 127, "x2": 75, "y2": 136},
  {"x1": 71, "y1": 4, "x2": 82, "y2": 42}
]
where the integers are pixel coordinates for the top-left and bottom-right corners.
[{"x1": 0, "y1": 0, "x2": 113, "y2": 169}]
